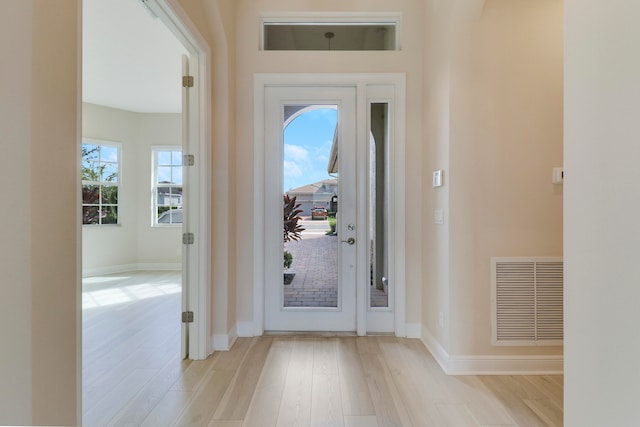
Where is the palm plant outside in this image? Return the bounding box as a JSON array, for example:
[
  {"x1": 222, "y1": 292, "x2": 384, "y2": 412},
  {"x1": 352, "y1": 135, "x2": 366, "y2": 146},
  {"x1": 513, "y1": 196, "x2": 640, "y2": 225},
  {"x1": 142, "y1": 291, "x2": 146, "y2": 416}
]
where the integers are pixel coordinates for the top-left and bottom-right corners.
[
  {"x1": 82, "y1": 145, "x2": 118, "y2": 224},
  {"x1": 283, "y1": 194, "x2": 305, "y2": 270}
]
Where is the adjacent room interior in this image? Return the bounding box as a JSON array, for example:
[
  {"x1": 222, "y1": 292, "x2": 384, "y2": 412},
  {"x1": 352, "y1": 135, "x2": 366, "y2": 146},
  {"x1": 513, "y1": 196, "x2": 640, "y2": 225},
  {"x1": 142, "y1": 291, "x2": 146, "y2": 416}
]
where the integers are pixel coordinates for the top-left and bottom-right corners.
[{"x1": 81, "y1": 0, "x2": 188, "y2": 423}]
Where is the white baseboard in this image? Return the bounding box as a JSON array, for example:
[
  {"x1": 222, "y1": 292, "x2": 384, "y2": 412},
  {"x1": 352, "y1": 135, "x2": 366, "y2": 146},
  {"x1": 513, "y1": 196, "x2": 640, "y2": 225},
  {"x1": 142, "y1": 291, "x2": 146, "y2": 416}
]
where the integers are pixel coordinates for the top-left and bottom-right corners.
[
  {"x1": 83, "y1": 263, "x2": 181, "y2": 277},
  {"x1": 229, "y1": 327, "x2": 238, "y2": 349},
  {"x1": 404, "y1": 322, "x2": 422, "y2": 338},
  {"x1": 212, "y1": 325, "x2": 238, "y2": 351},
  {"x1": 447, "y1": 354, "x2": 564, "y2": 375},
  {"x1": 420, "y1": 328, "x2": 451, "y2": 373},
  {"x1": 83, "y1": 263, "x2": 138, "y2": 277},
  {"x1": 137, "y1": 263, "x2": 182, "y2": 271},
  {"x1": 212, "y1": 334, "x2": 229, "y2": 351},
  {"x1": 236, "y1": 322, "x2": 255, "y2": 337},
  {"x1": 420, "y1": 328, "x2": 564, "y2": 375}
]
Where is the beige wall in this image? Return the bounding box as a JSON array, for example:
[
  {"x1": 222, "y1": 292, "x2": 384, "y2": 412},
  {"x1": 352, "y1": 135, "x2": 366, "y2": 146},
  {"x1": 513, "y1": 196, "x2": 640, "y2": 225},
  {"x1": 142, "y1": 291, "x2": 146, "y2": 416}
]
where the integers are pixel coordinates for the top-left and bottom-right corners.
[
  {"x1": 0, "y1": 1, "x2": 34, "y2": 423},
  {"x1": 449, "y1": 0, "x2": 563, "y2": 356},
  {"x1": 31, "y1": 4, "x2": 80, "y2": 421},
  {"x1": 0, "y1": 0, "x2": 80, "y2": 424},
  {"x1": 422, "y1": 0, "x2": 564, "y2": 357},
  {"x1": 422, "y1": 0, "x2": 455, "y2": 352},
  {"x1": 82, "y1": 103, "x2": 182, "y2": 274},
  {"x1": 565, "y1": 1, "x2": 640, "y2": 425}
]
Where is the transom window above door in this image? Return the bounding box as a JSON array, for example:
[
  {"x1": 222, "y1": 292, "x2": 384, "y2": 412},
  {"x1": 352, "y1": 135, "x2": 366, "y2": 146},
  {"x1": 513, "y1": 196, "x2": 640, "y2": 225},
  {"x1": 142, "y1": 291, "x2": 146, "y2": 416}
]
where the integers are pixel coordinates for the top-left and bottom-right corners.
[{"x1": 261, "y1": 14, "x2": 400, "y2": 51}]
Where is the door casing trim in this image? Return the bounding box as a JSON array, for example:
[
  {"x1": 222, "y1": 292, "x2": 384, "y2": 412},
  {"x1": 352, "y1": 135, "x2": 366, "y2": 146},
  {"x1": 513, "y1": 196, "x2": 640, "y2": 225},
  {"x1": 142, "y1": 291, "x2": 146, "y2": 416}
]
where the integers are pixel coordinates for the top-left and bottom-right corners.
[{"x1": 147, "y1": 0, "x2": 212, "y2": 359}]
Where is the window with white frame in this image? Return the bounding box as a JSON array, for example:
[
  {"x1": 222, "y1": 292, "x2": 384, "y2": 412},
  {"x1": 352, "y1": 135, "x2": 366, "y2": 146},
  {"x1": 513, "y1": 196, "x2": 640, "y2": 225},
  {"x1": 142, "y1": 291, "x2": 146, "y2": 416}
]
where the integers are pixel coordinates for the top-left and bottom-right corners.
[
  {"x1": 82, "y1": 141, "x2": 120, "y2": 225},
  {"x1": 261, "y1": 14, "x2": 400, "y2": 51},
  {"x1": 153, "y1": 147, "x2": 183, "y2": 226}
]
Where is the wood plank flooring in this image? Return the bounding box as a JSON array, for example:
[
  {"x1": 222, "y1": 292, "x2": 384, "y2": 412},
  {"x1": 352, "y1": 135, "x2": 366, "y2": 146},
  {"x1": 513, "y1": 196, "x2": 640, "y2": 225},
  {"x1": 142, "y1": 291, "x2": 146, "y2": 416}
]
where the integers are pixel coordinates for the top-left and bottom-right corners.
[{"x1": 83, "y1": 271, "x2": 563, "y2": 426}]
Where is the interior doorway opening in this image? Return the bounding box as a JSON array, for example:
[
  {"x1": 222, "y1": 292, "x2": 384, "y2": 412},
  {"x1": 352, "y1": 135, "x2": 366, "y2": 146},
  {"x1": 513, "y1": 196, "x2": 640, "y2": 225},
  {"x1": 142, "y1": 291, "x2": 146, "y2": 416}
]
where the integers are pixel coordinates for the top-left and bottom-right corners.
[{"x1": 81, "y1": 0, "x2": 197, "y2": 422}]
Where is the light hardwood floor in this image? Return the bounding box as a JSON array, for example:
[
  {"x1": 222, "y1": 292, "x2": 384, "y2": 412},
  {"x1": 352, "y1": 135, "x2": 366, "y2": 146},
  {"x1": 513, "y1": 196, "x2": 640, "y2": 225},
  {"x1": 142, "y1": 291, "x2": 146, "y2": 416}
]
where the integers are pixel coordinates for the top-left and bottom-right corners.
[{"x1": 83, "y1": 271, "x2": 563, "y2": 426}]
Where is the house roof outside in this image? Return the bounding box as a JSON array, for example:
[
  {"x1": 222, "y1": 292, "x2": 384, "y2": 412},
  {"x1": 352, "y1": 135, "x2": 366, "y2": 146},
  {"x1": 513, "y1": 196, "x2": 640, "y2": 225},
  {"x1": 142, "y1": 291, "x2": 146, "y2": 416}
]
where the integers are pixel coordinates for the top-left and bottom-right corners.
[
  {"x1": 287, "y1": 179, "x2": 338, "y2": 199},
  {"x1": 286, "y1": 179, "x2": 337, "y2": 216}
]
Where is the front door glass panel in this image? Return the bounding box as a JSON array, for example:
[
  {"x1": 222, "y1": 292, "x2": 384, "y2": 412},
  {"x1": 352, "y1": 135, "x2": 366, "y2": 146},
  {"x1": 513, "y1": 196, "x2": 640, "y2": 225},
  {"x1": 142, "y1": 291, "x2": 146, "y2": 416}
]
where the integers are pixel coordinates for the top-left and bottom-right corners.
[
  {"x1": 369, "y1": 103, "x2": 389, "y2": 309},
  {"x1": 283, "y1": 106, "x2": 339, "y2": 308},
  {"x1": 264, "y1": 86, "x2": 357, "y2": 332}
]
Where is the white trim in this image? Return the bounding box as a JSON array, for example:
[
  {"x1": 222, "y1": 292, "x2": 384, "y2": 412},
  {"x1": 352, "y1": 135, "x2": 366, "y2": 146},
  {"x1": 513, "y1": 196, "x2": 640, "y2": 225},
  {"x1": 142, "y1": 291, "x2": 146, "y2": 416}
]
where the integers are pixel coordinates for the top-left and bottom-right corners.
[
  {"x1": 363, "y1": 83, "x2": 407, "y2": 335},
  {"x1": 356, "y1": 83, "x2": 367, "y2": 336},
  {"x1": 212, "y1": 326, "x2": 238, "y2": 351},
  {"x1": 420, "y1": 328, "x2": 564, "y2": 375},
  {"x1": 237, "y1": 322, "x2": 256, "y2": 337},
  {"x1": 261, "y1": 11, "x2": 402, "y2": 22},
  {"x1": 404, "y1": 322, "x2": 421, "y2": 338},
  {"x1": 212, "y1": 335, "x2": 228, "y2": 351},
  {"x1": 391, "y1": 80, "x2": 406, "y2": 338},
  {"x1": 253, "y1": 73, "x2": 406, "y2": 337},
  {"x1": 447, "y1": 355, "x2": 564, "y2": 376},
  {"x1": 260, "y1": 12, "x2": 403, "y2": 51},
  {"x1": 253, "y1": 78, "x2": 266, "y2": 336},
  {"x1": 137, "y1": 263, "x2": 182, "y2": 271},
  {"x1": 82, "y1": 263, "x2": 181, "y2": 278},
  {"x1": 148, "y1": 0, "x2": 212, "y2": 360},
  {"x1": 420, "y1": 328, "x2": 454, "y2": 374}
]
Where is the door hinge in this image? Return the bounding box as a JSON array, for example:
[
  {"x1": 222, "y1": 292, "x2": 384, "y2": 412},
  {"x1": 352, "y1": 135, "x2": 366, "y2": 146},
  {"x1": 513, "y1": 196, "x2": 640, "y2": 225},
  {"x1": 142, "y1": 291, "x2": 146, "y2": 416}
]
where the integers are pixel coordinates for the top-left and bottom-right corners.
[
  {"x1": 182, "y1": 311, "x2": 194, "y2": 323},
  {"x1": 183, "y1": 154, "x2": 194, "y2": 166},
  {"x1": 183, "y1": 232, "x2": 194, "y2": 245},
  {"x1": 182, "y1": 75, "x2": 194, "y2": 88}
]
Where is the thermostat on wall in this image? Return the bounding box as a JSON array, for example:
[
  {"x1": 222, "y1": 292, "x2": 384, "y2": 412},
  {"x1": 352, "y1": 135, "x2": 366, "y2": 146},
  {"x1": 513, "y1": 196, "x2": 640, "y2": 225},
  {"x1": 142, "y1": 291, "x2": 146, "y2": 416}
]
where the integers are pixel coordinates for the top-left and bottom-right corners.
[{"x1": 433, "y1": 170, "x2": 443, "y2": 187}]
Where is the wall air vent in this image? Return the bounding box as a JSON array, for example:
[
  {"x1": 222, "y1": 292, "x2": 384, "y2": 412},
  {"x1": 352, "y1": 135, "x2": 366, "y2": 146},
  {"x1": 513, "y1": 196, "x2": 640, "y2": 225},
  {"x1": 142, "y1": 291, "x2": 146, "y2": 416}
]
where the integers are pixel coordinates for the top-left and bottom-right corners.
[{"x1": 491, "y1": 257, "x2": 563, "y2": 346}]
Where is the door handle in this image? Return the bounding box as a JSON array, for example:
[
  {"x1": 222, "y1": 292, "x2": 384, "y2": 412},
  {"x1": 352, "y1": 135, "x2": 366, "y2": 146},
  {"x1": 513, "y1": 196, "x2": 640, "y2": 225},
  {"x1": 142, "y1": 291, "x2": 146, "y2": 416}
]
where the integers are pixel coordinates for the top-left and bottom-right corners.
[{"x1": 341, "y1": 237, "x2": 355, "y2": 245}]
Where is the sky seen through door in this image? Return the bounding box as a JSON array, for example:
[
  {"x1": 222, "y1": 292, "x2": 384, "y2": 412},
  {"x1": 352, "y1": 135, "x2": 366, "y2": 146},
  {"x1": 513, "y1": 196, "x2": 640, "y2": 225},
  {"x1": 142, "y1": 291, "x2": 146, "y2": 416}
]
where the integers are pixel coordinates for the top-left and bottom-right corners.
[{"x1": 283, "y1": 108, "x2": 338, "y2": 191}]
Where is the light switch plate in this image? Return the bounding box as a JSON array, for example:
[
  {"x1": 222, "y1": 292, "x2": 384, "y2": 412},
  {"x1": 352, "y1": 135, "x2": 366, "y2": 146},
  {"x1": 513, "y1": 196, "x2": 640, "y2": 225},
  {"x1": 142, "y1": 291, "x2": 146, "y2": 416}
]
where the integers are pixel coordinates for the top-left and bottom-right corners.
[{"x1": 433, "y1": 170, "x2": 443, "y2": 187}]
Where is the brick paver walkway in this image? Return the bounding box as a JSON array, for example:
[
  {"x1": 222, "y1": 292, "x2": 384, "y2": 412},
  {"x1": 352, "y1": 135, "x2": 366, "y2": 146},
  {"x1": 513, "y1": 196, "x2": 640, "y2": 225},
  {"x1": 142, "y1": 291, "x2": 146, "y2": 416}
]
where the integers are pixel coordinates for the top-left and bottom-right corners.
[
  {"x1": 283, "y1": 221, "x2": 388, "y2": 308},
  {"x1": 284, "y1": 228, "x2": 338, "y2": 307}
]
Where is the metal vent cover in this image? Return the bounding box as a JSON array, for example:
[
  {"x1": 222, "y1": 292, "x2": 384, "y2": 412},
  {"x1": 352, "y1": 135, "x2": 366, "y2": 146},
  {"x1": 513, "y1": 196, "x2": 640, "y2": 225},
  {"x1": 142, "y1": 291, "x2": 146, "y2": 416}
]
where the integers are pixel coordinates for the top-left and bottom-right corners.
[{"x1": 491, "y1": 257, "x2": 563, "y2": 346}]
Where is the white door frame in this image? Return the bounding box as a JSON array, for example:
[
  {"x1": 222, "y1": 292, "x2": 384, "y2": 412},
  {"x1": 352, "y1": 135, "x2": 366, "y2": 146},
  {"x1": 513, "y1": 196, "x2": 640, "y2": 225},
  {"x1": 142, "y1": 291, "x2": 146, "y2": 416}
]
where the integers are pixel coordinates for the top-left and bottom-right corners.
[
  {"x1": 147, "y1": 0, "x2": 211, "y2": 359},
  {"x1": 253, "y1": 73, "x2": 406, "y2": 337}
]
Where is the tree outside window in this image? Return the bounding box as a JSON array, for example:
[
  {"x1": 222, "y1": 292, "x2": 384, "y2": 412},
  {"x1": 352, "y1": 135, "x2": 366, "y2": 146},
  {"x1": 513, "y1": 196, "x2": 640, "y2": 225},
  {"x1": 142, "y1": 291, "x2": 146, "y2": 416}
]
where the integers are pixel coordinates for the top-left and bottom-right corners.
[{"x1": 82, "y1": 142, "x2": 120, "y2": 225}]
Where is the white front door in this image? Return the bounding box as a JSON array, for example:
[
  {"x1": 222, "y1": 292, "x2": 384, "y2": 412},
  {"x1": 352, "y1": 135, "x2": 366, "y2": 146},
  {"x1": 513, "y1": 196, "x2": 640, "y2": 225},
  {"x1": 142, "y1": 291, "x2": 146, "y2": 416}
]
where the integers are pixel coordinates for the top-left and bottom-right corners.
[
  {"x1": 264, "y1": 86, "x2": 358, "y2": 331},
  {"x1": 256, "y1": 74, "x2": 406, "y2": 336}
]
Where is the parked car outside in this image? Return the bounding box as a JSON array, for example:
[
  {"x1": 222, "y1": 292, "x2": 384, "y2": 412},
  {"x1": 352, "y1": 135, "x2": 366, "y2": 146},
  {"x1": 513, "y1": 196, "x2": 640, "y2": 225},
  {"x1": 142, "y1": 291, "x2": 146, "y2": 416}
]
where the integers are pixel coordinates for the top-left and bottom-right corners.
[{"x1": 311, "y1": 206, "x2": 328, "y2": 220}]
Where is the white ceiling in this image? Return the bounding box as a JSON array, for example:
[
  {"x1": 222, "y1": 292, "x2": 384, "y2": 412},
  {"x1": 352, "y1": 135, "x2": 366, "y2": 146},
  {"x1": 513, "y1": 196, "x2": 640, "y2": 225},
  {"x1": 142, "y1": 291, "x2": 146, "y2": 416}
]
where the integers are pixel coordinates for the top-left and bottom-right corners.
[{"x1": 82, "y1": 0, "x2": 187, "y2": 113}]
